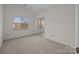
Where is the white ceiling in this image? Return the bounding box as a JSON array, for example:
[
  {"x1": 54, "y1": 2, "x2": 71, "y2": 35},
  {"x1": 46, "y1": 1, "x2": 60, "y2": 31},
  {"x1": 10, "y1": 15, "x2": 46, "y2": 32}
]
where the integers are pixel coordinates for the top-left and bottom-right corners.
[{"x1": 20, "y1": 4, "x2": 55, "y2": 15}]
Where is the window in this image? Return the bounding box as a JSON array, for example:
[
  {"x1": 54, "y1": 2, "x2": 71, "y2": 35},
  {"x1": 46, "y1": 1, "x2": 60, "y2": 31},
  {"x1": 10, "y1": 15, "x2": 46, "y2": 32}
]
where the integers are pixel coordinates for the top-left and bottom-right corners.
[{"x1": 12, "y1": 16, "x2": 31, "y2": 30}]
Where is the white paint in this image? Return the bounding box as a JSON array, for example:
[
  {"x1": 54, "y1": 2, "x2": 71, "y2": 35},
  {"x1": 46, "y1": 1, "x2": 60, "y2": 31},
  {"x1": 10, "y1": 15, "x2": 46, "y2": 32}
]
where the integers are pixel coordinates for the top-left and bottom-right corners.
[
  {"x1": 20, "y1": 4, "x2": 55, "y2": 15},
  {"x1": 36, "y1": 5, "x2": 75, "y2": 47},
  {"x1": 3, "y1": 5, "x2": 35, "y2": 40},
  {"x1": 0, "y1": 5, "x2": 3, "y2": 48}
]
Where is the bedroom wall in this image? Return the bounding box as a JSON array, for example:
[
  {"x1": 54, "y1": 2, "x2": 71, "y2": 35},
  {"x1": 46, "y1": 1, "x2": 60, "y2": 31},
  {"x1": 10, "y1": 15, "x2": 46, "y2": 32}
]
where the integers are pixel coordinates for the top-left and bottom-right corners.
[
  {"x1": 36, "y1": 5, "x2": 75, "y2": 47},
  {"x1": 3, "y1": 5, "x2": 35, "y2": 40}
]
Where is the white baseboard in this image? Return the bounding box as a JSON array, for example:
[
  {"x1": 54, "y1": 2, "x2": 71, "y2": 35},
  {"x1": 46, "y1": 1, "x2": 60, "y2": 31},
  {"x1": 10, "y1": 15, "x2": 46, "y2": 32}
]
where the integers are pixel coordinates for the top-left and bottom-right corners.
[
  {"x1": 4, "y1": 34, "x2": 36, "y2": 40},
  {"x1": 45, "y1": 37, "x2": 75, "y2": 49}
]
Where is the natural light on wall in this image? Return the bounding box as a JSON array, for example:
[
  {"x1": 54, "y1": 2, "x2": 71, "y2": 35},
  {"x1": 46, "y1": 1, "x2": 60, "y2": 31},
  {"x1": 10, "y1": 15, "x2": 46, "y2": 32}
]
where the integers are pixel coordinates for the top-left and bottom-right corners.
[{"x1": 12, "y1": 16, "x2": 31, "y2": 30}]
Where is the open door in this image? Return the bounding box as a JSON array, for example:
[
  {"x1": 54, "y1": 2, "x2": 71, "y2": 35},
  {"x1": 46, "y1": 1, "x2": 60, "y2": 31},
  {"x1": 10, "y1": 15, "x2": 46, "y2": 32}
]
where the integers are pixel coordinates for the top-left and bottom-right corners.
[{"x1": 37, "y1": 17, "x2": 45, "y2": 36}]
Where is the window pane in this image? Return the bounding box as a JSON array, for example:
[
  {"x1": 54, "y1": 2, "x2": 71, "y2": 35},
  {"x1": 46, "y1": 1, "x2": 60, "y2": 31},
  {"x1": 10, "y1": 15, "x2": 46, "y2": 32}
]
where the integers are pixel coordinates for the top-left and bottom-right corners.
[
  {"x1": 13, "y1": 16, "x2": 22, "y2": 23},
  {"x1": 12, "y1": 16, "x2": 31, "y2": 30}
]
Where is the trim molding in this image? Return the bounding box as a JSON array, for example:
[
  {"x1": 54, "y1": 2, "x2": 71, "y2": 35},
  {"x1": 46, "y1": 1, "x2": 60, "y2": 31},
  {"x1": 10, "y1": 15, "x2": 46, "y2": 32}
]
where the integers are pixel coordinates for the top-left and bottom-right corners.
[
  {"x1": 4, "y1": 34, "x2": 36, "y2": 41},
  {"x1": 3, "y1": 33, "x2": 43, "y2": 41},
  {"x1": 45, "y1": 38, "x2": 75, "y2": 49}
]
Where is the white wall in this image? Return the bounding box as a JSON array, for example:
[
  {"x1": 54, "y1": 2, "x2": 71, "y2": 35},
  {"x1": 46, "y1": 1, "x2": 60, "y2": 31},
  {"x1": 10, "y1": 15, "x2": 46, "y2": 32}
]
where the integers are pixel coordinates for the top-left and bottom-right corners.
[
  {"x1": 0, "y1": 5, "x2": 3, "y2": 48},
  {"x1": 3, "y1": 4, "x2": 75, "y2": 47},
  {"x1": 3, "y1": 5, "x2": 35, "y2": 40},
  {"x1": 36, "y1": 5, "x2": 75, "y2": 47}
]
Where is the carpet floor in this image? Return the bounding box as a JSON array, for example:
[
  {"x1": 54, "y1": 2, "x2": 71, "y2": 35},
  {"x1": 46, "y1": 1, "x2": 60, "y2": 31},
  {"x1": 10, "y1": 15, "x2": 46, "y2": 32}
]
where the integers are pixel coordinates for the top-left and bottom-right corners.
[{"x1": 0, "y1": 35, "x2": 75, "y2": 54}]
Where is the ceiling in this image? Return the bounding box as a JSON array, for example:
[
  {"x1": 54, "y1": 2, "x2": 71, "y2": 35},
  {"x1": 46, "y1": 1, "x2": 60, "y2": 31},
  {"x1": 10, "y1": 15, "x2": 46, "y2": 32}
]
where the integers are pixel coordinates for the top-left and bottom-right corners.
[{"x1": 20, "y1": 4, "x2": 55, "y2": 15}]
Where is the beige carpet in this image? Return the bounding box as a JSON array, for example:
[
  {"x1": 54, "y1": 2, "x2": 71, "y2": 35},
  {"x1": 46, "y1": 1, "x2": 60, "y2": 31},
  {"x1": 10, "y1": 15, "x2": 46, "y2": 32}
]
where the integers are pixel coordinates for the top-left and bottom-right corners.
[{"x1": 0, "y1": 35, "x2": 75, "y2": 54}]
